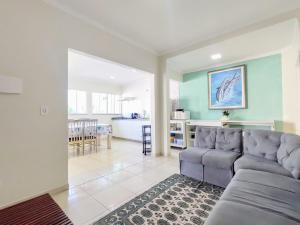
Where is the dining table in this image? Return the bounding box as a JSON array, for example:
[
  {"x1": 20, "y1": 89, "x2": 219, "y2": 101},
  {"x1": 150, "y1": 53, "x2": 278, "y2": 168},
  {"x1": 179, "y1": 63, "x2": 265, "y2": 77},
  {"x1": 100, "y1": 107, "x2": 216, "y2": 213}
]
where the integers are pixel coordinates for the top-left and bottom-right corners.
[{"x1": 96, "y1": 123, "x2": 112, "y2": 149}]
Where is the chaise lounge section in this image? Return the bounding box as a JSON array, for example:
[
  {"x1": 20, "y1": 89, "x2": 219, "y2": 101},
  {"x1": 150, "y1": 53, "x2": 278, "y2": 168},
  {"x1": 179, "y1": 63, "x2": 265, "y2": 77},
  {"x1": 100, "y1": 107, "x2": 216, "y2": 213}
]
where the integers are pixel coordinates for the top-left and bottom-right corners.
[{"x1": 204, "y1": 169, "x2": 300, "y2": 225}]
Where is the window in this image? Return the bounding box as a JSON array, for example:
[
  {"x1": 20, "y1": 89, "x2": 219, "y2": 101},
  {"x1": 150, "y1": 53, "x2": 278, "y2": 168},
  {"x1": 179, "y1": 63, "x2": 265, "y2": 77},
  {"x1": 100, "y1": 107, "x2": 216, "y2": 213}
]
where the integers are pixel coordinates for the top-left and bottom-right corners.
[
  {"x1": 115, "y1": 95, "x2": 121, "y2": 114},
  {"x1": 68, "y1": 90, "x2": 87, "y2": 114},
  {"x1": 92, "y1": 93, "x2": 107, "y2": 114},
  {"x1": 92, "y1": 93, "x2": 121, "y2": 114}
]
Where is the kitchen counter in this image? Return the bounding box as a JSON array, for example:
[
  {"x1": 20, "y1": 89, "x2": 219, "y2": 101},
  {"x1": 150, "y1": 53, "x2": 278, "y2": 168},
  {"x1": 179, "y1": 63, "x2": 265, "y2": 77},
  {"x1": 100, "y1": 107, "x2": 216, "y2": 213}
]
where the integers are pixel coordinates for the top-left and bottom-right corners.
[
  {"x1": 112, "y1": 119, "x2": 150, "y2": 141},
  {"x1": 111, "y1": 117, "x2": 150, "y2": 121}
]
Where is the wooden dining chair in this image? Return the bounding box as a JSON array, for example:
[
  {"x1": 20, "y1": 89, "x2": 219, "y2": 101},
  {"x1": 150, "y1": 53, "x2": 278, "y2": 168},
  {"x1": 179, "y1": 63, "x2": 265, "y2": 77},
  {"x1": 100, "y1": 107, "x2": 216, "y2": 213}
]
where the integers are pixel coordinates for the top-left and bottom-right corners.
[
  {"x1": 83, "y1": 119, "x2": 98, "y2": 152},
  {"x1": 68, "y1": 119, "x2": 84, "y2": 152}
]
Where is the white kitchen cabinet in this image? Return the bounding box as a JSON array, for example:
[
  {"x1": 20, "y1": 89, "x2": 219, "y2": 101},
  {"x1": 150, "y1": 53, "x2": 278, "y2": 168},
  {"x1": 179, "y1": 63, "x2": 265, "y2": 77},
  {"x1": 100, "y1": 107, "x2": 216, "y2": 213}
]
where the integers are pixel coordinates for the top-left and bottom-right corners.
[{"x1": 112, "y1": 119, "x2": 151, "y2": 141}]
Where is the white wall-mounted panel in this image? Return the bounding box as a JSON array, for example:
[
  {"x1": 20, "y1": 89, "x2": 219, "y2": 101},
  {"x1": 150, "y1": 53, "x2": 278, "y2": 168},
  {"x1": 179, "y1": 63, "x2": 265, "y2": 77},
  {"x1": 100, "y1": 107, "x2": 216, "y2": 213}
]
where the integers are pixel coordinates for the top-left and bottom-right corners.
[{"x1": 0, "y1": 75, "x2": 22, "y2": 94}]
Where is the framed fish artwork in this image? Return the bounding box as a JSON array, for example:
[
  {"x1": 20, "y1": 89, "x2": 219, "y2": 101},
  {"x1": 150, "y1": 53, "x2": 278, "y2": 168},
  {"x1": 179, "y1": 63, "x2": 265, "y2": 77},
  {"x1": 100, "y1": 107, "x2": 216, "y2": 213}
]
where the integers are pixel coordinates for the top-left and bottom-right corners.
[{"x1": 208, "y1": 65, "x2": 246, "y2": 109}]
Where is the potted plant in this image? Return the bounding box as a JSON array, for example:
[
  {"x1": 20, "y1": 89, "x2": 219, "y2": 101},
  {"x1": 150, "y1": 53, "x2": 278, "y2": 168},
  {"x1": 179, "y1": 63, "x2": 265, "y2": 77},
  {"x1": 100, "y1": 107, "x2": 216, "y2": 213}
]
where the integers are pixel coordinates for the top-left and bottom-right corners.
[{"x1": 221, "y1": 110, "x2": 230, "y2": 121}]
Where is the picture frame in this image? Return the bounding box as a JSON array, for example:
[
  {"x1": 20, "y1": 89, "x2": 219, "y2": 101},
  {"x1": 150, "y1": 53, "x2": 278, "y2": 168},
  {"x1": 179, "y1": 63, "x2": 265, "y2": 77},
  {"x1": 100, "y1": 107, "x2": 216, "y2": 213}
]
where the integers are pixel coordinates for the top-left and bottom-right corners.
[{"x1": 208, "y1": 65, "x2": 246, "y2": 109}]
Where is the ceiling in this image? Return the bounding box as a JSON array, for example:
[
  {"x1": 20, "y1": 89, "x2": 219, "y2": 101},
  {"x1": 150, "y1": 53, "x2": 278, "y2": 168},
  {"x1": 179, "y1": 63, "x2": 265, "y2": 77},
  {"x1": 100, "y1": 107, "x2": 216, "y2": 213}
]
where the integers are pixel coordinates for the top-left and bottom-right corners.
[
  {"x1": 45, "y1": 0, "x2": 300, "y2": 55},
  {"x1": 168, "y1": 19, "x2": 298, "y2": 74},
  {"x1": 68, "y1": 50, "x2": 152, "y2": 86}
]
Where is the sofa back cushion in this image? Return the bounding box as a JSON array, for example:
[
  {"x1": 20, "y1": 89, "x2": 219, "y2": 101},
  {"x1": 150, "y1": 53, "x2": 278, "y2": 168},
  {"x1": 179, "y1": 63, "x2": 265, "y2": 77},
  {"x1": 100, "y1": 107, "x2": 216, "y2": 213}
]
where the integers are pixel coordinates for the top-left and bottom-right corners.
[
  {"x1": 194, "y1": 126, "x2": 216, "y2": 149},
  {"x1": 277, "y1": 133, "x2": 300, "y2": 179},
  {"x1": 216, "y1": 128, "x2": 242, "y2": 153},
  {"x1": 243, "y1": 129, "x2": 282, "y2": 161}
]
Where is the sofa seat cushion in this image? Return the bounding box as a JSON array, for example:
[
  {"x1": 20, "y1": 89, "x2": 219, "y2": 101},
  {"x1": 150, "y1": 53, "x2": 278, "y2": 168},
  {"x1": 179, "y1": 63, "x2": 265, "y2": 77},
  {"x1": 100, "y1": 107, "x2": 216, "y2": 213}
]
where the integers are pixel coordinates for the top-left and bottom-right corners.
[
  {"x1": 204, "y1": 201, "x2": 300, "y2": 225},
  {"x1": 202, "y1": 150, "x2": 241, "y2": 169},
  {"x1": 204, "y1": 169, "x2": 300, "y2": 225},
  {"x1": 233, "y1": 169, "x2": 300, "y2": 194},
  {"x1": 179, "y1": 147, "x2": 210, "y2": 164},
  {"x1": 223, "y1": 170, "x2": 300, "y2": 221},
  {"x1": 234, "y1": 154, "x2": 292, "y2": 177}
]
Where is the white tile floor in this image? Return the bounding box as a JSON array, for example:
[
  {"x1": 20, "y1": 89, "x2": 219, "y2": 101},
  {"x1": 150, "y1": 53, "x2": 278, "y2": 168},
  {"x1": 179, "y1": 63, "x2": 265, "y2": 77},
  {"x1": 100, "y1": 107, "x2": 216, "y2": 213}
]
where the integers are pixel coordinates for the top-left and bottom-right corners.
[{"x1": 51, "y1": 139, "x2": 180, "y2": 225}]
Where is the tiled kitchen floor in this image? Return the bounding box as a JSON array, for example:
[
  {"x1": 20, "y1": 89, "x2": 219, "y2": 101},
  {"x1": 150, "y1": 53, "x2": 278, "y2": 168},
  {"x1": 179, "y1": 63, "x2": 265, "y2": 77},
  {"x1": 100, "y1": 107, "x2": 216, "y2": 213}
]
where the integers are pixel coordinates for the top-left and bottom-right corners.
[{"x1": 51, "y1": 138, "x2": 180, "y2": 225}]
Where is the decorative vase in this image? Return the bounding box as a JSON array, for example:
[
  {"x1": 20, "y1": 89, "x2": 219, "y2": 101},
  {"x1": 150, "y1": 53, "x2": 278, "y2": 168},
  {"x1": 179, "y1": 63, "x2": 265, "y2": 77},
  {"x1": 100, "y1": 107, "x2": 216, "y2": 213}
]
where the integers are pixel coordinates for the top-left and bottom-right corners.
[{"x1": 221, "y1": 115, "x2": 230, "y2": 121}]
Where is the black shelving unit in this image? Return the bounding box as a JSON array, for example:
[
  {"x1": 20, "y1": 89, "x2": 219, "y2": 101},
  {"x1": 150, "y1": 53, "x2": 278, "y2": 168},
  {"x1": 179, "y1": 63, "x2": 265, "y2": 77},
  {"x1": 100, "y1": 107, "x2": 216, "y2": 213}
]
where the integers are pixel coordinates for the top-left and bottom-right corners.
[{"x1": 142, "y1": 125, "x2": 151, "y2": 155}]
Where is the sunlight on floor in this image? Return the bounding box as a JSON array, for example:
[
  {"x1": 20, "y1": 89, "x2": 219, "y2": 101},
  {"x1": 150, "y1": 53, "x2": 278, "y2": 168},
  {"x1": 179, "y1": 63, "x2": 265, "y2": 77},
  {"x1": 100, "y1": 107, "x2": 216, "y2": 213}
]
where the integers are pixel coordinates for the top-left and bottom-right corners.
[{"x1": 51, "y1": 138, "x2": 180, "y2": 225}]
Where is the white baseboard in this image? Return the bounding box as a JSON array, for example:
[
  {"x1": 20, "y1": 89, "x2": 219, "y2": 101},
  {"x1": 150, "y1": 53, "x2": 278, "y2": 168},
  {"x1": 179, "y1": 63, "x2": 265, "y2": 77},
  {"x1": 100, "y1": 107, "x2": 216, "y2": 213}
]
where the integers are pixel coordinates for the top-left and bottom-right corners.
[{"x1": 0, "y1": 184, "x2": 69, "y2": 210}]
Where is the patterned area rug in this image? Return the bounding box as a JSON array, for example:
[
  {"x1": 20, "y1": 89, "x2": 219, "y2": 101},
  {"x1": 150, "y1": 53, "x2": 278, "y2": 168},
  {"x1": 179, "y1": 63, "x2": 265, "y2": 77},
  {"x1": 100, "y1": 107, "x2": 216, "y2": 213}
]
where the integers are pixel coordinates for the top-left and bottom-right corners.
[{"x1": 93, "y1": 174, "x2": 224, "y2": 225}]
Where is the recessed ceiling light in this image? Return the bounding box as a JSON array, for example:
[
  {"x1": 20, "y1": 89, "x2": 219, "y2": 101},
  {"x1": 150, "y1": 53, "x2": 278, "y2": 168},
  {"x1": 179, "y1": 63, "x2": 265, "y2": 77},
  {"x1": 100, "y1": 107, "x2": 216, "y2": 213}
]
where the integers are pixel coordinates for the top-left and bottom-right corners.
[
  {"x1": 109, "y1": 75, "x2": 115, "y2": 79},
  {"x1": 211, "y1": 53, "x2": 222, "y2": 60}
]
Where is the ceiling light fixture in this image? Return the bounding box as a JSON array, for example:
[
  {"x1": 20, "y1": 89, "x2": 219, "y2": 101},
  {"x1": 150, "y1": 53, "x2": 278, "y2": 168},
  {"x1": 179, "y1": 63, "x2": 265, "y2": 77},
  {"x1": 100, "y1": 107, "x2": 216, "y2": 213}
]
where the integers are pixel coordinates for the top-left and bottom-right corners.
[
  {"x1": 211, "y1": 53, "x2": 222, "y2": 60},
  {"x1": 109, "y1": 75, "x2": 115, "y2": 79}
]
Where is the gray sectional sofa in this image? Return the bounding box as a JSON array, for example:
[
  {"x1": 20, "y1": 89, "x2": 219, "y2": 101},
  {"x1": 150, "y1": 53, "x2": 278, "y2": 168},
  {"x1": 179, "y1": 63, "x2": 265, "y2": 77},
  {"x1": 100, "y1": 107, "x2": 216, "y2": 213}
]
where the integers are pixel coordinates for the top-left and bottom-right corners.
[
  {"x1": 179, "y1": 126, "x2": 300, "y2": 225},
  {"x1": 180, "y1": 126, "x2": 243, "y2": 187}
]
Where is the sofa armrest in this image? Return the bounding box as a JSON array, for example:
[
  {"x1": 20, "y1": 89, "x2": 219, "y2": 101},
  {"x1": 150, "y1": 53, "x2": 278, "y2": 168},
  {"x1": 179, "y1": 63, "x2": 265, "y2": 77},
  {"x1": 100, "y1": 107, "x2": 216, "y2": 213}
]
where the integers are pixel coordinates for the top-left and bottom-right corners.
[{"x1": 278, "y1": 133, "x2": 300, "y2": 179}]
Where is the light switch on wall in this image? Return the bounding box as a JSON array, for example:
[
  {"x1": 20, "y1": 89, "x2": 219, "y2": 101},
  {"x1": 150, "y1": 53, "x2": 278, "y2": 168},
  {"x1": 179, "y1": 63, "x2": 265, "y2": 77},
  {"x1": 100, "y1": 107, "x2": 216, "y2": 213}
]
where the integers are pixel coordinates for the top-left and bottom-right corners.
[{"x1": 40, "y1": 105, "x2": 49, "y2": 116}]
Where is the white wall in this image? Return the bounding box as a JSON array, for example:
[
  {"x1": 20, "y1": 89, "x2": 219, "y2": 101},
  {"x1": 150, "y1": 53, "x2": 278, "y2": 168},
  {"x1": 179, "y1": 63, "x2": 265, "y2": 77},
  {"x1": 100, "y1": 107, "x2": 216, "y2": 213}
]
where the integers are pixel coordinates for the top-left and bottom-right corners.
[
  {"x1": 0, "y1": 0, "x2": 157, "y2": 208},
  {"x1": 121, "y1": 78, "x2": 152, "y2": 117},
  {"x1": 281, "y1": 20, "x2": 300, "y2": 134},
  {"x1": 69, "y1": 77, "x2": 122, "y2": 95},
  {"x1": 168, "y1": 67, "x2": 183, "y2": 82},
  {"x1": 169, "y1": 79, "x2": 180, "y2": 112},
  {"x1": 68, "y1": 76, "x2": 122, "y2": 124}
]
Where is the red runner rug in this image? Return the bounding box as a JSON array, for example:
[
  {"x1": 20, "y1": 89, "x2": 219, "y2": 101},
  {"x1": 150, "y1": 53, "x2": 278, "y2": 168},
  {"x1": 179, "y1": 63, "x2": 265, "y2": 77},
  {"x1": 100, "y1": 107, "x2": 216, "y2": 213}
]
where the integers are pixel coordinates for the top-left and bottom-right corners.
[{"x1": 0, "y1": 194, "x2": 73, "y2": 225}]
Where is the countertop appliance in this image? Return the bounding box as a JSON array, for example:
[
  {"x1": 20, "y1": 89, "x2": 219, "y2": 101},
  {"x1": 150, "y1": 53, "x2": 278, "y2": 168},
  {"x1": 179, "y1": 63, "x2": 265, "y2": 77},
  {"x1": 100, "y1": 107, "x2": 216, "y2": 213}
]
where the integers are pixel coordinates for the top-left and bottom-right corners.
[
  {"x1": 172, "y1": 109, "x2": 190, "y2": 120},
  {"x1": 131, "y1": 113, "x2": 139, "y2": 119}
]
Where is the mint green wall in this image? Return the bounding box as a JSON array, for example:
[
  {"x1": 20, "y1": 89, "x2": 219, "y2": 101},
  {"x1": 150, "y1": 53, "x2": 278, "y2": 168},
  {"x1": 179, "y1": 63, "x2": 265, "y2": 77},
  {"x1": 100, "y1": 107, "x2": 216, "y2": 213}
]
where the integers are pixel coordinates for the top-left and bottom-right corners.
[{"x1": 180, "y1": 54, "x2": 283, "y2": 127}]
